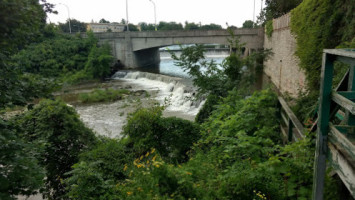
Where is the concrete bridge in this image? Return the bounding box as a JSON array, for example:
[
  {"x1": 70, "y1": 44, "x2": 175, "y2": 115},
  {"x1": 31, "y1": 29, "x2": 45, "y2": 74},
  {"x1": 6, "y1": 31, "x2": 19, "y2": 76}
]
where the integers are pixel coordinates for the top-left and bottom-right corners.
[{"x1": 93, "y1": 28, "x2": 264, "y2": 68}]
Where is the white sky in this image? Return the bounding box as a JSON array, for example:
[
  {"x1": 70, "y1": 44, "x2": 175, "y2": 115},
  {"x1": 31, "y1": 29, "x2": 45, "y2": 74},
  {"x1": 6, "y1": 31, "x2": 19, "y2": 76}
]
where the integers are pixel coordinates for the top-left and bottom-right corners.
[{"x1": 46, "y1": 0, "x2": 264, "y2": 28}]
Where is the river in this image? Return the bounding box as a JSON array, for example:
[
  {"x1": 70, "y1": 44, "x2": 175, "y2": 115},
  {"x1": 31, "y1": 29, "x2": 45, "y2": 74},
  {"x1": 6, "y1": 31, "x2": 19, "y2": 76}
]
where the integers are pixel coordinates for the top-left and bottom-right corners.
[{"x1": 74, "y1": 49, "x2": 229, "y2": 138}]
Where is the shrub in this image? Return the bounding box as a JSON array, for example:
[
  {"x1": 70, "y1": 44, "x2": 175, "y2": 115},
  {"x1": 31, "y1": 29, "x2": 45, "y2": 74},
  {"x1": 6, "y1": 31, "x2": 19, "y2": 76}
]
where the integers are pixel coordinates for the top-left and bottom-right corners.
[
  {"x1": 65, "y1": 138, "x2": 134, "y2": 200},
  {"x1": 123, "y1": 106, "x2": 200, "y2": 163},
  {"x1": 195, "y1": 94, "x2": 220, "y2": 124},
  {"x1": 15, "y1": 99, "x2": 98, "y2": 199},
  {"x1": 0, "y1": 119, "x2": 44, "y2": 200}
]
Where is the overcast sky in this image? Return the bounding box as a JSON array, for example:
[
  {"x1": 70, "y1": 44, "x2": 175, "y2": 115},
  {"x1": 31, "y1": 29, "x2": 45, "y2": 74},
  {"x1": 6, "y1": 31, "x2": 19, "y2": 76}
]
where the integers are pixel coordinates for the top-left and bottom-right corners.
[{"x1": 46, "y1": 0, "x2": 264, "y2": 28}]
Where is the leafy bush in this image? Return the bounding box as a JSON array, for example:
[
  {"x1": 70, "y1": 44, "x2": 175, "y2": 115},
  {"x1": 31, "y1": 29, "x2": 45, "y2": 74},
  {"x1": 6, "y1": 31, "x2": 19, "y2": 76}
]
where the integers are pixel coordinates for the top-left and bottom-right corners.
[
  {"x1": 14, "y1": 99, "x2": 98, "y2": 199},
  {"x1": 114, "y1": 149, "x2": 198, "y2": 200},
  {"x1": 123, "y1": 106, "x2": 201, "y2": 163},
  {"x1": 84, "y1": 43, "x2": 113, "y2": 80},
  {"x1": 12, "y1": 31, "x2": 113, "y2": 84},
  {"x1": 65, "y1": 138, "x2": 134, "y2": 200},
  {"x1": 195, "y1": 94, "x2": 220, "y2": 123},
  {"x1": 79, "y1": 88, "x2": 130, "y2": 103}
]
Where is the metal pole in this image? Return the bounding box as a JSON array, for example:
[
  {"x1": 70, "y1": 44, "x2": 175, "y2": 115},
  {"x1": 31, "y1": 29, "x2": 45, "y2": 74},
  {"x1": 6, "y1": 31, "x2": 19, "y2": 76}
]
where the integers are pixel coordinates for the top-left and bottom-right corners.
[
  {"x1": 253, "y1": 0, "x2": 256, "y2": 27},
  {"x1": 59, "y1": 3, "x2": 71, "y2": 33},
  {"x1": 126, "y1": 0, "x2": 129, "y2": 31},
  {"x1": 149, "y1": 0, "x2": 157, "y2": 31}
]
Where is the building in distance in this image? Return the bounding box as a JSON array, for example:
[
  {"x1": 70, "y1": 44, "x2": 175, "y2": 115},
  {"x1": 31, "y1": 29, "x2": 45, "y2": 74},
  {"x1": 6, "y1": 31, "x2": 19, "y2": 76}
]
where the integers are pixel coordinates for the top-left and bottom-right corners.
[{"x1": 87, "y1": 23, "x2": 125, "y2": 32}]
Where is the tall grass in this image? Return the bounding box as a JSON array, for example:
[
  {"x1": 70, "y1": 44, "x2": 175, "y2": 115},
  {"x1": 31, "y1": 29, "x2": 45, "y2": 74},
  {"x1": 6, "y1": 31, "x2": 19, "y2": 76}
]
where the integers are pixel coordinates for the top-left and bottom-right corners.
[{"x1": 79, "y1": 88, "x2": 129, "y2": 103}]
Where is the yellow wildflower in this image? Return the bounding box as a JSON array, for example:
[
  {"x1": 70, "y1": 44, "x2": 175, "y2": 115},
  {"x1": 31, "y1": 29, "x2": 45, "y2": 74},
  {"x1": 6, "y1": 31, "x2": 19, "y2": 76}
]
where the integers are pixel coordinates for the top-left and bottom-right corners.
[
  {"x1": 186, "y1": 172, "x2": 192, "y2": 175},
  {"x1": 151, "y1": 148, "x2": 156, "y2": 153},
  {"x1": 127, "y1": 191, "x2": 133, "y2": 195},
  {"x1": 145, "y1": 152, "x2": 150, "y2": 157},
  {"x1": 123, "y1": 164, "x2": 128, "y2": 171},
  {"x1": 155, "y1": 164, "x2": 160, "y2": 168},
  {"x1": 152, "y1": 155, "x2": 157, "y2": 161}
]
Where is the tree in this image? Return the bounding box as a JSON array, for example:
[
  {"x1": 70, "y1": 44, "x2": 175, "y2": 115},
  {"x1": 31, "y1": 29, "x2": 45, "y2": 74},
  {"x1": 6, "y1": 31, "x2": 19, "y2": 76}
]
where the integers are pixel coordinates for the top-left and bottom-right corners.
[
  {"x1": 99, "y1": 18, "x2": 110, "y2": 23},
  {"x1": 200, "y1": 23, "x2": 223, "y2": 30},
  {"x1": 158, "y1": 21, "x2": 183, "y2": 31},
  {"x1": 184, "y1": 21, "x2": 200, "y2": 30},
  {"x1": 16, "y1": 100, "x2": 98, "y2": 199},
  {"x1": 242, "y1": 20, "x2": 256, "y2": 28},
  {"x1": 0, "y1": 0, "x2": 46, "y2": 55},
  {"x1": 123, "y1": 23, "x2": 139, "y2": 31},
  {"x1": 59, "y1": 18, "x2": 87, "y2": 33},
  {"x1": 258, "y1": 0, "x2": 302, "y2": 24},
  {"x1": 0, "y1": 119, "x2": 45, "y2": 200},
  {"x1": 139, "y1": 22, "x2": 156, "y2": 31}
]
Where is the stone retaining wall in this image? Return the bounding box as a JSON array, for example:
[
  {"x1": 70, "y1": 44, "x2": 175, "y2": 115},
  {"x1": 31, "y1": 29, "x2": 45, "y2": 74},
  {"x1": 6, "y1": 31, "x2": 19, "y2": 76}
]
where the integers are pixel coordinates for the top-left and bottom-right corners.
[{"x1": 263, "y1": 13, "x2": 306, "y2": 97}]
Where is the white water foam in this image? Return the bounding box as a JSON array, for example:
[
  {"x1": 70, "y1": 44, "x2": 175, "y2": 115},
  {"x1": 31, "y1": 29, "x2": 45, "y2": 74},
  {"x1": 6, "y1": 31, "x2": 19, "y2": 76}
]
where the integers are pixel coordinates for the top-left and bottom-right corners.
[{"x1": 112, "y1": 71, "x2": 205, "y2": 116}]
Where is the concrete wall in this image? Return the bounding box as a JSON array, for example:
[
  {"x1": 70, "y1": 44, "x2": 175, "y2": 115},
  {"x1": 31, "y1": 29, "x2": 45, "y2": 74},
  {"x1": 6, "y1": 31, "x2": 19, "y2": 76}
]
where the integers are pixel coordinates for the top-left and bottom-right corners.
[{"x1": 263, "y1": 13, "x2": 306, "y2": 97}]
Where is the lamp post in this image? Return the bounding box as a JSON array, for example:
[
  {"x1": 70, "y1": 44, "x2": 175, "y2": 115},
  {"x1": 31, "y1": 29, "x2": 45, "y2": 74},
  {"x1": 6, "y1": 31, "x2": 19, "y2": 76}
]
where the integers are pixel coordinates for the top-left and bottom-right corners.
[
  {"x1": 59, "y1": 3, "x2": 71, "y2": 33},
  {"x1": 126, "y1": 0, "x2": 129, "y2": 31},
  {"x1": 253, "y1": 0, "x2": 256, "y2": 27},
  {"x1": 149, "y1": 0, "x2": 157, "y2": 31}
]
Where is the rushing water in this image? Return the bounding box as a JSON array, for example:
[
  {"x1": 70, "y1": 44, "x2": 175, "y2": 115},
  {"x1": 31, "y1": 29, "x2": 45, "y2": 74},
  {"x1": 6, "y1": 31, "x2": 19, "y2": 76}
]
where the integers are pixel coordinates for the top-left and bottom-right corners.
[{"x1": 74, "y1": 49, "x2": 229, "y2": 138}]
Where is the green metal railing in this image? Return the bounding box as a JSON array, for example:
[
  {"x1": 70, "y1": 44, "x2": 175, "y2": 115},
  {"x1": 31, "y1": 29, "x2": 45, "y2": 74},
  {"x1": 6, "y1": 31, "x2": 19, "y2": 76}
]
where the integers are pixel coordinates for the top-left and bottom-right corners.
[{"x1": 312, "y1": 49, "x2": 355, "y2": 200}]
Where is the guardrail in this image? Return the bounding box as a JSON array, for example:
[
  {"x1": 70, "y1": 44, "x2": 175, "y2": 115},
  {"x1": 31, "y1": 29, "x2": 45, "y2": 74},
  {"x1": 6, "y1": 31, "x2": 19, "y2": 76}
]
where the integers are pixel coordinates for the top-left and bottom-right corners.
[{"x1": 278, "y1": 96, "x2": 304, "y2": 143}]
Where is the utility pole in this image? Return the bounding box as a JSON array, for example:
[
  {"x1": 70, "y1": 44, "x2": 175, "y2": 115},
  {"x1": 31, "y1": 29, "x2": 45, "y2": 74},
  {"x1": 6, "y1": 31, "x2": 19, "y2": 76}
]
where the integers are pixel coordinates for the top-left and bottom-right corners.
[{"x1": 59, "y1": 3, "x2": 71, "y2": 33}]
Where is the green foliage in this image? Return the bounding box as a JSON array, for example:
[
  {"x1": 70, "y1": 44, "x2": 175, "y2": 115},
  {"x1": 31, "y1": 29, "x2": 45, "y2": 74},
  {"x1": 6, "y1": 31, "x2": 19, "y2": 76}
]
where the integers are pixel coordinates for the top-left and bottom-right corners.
[
  {"x1": 65, "y1": 138, "x2": 133, "y2": 200},
  {"x1": 195, "y1": 94, "x2": 220, "y2": 123},
  {"x1": 184, "y1": 21, "x2": 200, "y2": 30},
  {"x1": 200, "y1": 23, "x2": 223, "y2": 30},
  {"x1": 0, "y1": 56, "x2": 58, "y2": 109},
  {"x1": 15, "y1": 99, "x2": 98, "y2": 199},
  {"x1": 265, "y1": 20, "x2": 273, "y2": 38},
  {"x1": 79, "y1": 88, "x2": 130, "y2": 103},
  {"x1": 0, "y1": 0, "x2": 58, "y2": 110},
  {"x1": 158, "y1": 21, "x2": 184, "y2": 31},
  {"x1": 261, "y1": 135, "x2": 315, "y2": 199},
  {"x1": 0, "y1": 0, "x2": 46, "y2": 55},
  {"x1": 123, "y1": 106, "x2": 201, "y2": 163},
  {"x1": 170, "y1": 37, "x2": 271, "y2": 98},
  {"x1": 84, "y1": 43, "x2": 114, "y2": 80},
  {"x1": 258, "y1": 0, "x2": 302, "y2": 24},
  {"x1": 59, "y1": 19, "x2": 87, "y2": 33},
  {"x1": 116, "y1": 151, "x2": 198, "y2": 200},
  {"x1": 0, "y1": 119, "x2": 45, "y2": 200},
  {"x1": 13, "y1": 31, "x2": 113, "y2": 84},
  {"x1": 138, "y1": 22, "x2": 156, "y2": 31},
  {"x1": 99, "y1": 18, "x2": 110, "y2": 23},
  {"x1": 290, "y1": 0, "x2": 355, "y2": 91},
  {"x1": 242, "y1": 20, "x2": 256, "y2": 28},
  {"x1": 13, "y1": 33, "x2": 95, "y2": 77}
]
